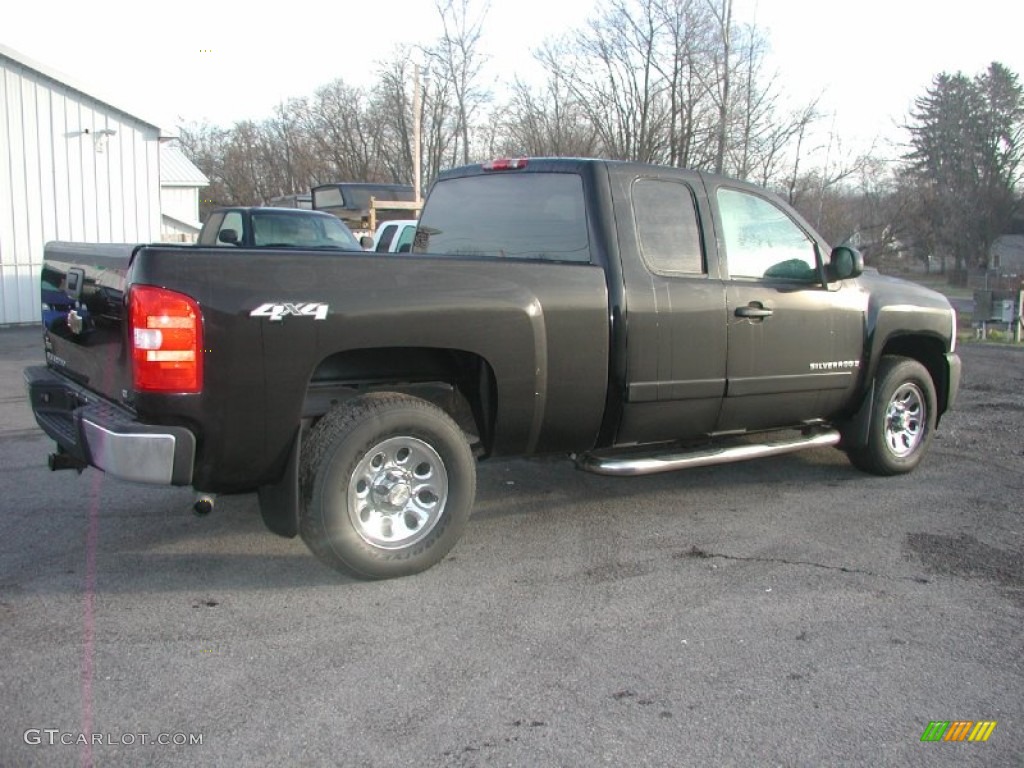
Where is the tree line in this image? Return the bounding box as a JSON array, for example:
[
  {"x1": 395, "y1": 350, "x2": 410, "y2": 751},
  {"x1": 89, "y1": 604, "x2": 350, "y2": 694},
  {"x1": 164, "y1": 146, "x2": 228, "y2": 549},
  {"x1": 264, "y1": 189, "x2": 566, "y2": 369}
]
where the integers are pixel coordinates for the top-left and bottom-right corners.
[
  {"x1": 180, "y1": 0, "x2": 830, "y2": 211},
  {"x1": 179, "y1": 0, "x2": 1023, "y2": 274}
]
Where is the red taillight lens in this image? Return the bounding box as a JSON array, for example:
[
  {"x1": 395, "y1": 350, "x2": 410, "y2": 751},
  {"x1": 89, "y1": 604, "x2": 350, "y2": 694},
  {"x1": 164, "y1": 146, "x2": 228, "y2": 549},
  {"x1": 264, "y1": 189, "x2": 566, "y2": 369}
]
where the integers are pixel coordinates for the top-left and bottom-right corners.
[
  {"x1": 482, "y1": 157, "x2": 528, "y2": 171},
  {"x1": 129, "y1": 285, "x2": 203, "y2": 393}
]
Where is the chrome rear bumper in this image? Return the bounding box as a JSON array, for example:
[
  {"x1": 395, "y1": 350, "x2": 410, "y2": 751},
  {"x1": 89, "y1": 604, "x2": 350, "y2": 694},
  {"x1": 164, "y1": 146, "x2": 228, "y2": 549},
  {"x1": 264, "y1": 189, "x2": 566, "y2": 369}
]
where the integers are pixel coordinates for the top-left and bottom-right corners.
[{"x1": 24, "y1": 366, "x2": 195, "y2": 486}]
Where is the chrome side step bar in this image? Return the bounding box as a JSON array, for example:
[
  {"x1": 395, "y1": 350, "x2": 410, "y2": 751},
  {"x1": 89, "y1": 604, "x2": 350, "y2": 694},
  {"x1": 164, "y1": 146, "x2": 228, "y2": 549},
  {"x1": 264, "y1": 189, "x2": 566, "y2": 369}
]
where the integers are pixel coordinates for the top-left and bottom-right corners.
[{"x1": 574, "y1": 429, "x2": 841, "y2": 477}]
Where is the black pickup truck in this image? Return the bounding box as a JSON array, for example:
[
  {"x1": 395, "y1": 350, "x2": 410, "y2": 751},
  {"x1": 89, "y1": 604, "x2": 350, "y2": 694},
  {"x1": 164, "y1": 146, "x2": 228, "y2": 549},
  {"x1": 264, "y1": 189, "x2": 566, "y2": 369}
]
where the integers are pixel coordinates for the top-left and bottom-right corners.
[{"x1": 25, "y1": 158, "x2": 961, "y2": 579}]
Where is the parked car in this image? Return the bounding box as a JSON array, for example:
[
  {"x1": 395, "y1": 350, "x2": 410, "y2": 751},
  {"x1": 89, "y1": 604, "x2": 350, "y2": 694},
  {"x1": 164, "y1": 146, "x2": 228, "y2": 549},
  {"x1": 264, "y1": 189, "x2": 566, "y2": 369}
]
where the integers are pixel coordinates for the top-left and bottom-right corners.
[{"x1": 198, "y1": 206, "x2": 367, "y2": 250}]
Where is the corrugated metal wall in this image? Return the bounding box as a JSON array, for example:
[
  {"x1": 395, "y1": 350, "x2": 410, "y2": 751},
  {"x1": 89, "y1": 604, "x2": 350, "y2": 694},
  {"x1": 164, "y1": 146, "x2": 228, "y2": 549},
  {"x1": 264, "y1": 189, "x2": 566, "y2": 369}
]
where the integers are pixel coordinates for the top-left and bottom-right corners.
[
  {"x1": 0, "y1": 54, "x2": 161, "y2": 325},
  {"x1": 161, "y1": 186, "x2": 200, "y2": 229}
]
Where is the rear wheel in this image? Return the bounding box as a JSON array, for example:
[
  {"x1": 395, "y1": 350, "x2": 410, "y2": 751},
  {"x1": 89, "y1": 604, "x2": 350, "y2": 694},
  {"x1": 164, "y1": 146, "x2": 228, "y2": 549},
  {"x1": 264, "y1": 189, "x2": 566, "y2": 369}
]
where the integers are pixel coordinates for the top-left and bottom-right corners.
[
  {"x1": 300, "y1": 393, "x2": 476, "y2": 579},
  {"x1": 846, "y1": 356, "x2": 937, "y2": 476}
]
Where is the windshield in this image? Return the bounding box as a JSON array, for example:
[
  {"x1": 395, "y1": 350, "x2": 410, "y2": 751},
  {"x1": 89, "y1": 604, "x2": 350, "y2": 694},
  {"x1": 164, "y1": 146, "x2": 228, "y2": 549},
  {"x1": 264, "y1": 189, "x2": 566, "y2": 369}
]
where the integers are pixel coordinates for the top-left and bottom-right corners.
[{"x1": 251, "y1": 212, "x2": 361, "y2": 249}]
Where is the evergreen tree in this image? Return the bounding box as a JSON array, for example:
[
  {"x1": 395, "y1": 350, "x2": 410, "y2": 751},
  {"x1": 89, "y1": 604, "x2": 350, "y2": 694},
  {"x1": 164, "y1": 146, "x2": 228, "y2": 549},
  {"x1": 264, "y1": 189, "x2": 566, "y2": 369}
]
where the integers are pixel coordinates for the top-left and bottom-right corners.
[{"x1": 903, "y1": 63, "x2": 1024, "y2": 273}]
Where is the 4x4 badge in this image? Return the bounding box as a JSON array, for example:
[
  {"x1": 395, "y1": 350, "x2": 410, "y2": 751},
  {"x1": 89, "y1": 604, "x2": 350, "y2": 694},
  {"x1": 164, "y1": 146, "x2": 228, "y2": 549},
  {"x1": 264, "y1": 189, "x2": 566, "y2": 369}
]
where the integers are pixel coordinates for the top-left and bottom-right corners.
[{"x1": 250, "y1": 303, "x2": 329, "y2": 322}]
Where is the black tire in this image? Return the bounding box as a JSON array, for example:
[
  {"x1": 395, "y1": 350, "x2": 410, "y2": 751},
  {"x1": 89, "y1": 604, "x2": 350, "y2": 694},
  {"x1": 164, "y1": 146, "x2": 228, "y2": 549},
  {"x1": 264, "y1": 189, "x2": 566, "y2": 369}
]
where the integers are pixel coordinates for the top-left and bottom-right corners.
[
  {"x1": 299, "y1": 392, "x2": 476, "y2": 579},
  {"x1": 846, "y1": 355, "x2": 937, "y2": 476}
]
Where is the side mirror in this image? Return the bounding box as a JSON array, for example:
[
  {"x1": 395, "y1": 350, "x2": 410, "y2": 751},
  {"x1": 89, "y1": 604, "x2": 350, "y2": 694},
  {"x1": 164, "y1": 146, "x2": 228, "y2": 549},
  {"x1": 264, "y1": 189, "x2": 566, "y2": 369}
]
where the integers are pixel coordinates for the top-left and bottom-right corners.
[
  {"x1": 218, "y1": 228, "x2": 239, "y2": 245},
  {"x1": 360, "y1": 235, "x2": 374, "y2": 250},
  {"x1": 828, "y1": 246, "x2": 863, "y2": 280}
]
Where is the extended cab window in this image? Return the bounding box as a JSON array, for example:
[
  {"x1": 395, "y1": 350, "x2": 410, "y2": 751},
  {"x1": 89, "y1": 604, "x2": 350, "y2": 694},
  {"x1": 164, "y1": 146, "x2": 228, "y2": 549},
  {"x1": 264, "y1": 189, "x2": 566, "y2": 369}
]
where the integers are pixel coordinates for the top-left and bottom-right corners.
[
  {"x1": 415, "y1": 173, "x2": 589, "y2": 262},
  {"x1": 632, "y1": 179, "x2": 704, "y2": 274},
  {"x1": 717, "y1": 188, "x2": 818, "y2": 281}
]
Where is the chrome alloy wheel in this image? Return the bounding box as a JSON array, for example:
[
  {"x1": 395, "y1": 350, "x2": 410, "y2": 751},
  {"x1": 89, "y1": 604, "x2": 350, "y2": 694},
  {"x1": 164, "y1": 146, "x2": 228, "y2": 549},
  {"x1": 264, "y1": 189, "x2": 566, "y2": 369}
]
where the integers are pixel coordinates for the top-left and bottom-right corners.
[
  {"x1": 883, "y1": 382, "x2": 925, "y2": 458},
  {"x1": 348, "y1": 436, "x2": 449, "y2": 550}
]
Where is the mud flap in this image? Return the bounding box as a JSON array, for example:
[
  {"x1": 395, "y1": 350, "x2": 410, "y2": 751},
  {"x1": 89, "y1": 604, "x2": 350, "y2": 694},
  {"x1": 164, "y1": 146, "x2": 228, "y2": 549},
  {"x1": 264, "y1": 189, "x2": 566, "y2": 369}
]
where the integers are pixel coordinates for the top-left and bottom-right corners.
[
  {"x1": 257, "y1": 429, "x2": 301, "y2": 538},
  {"x1": 839, "y1": 380, "x2": 875, "y2": 450}
]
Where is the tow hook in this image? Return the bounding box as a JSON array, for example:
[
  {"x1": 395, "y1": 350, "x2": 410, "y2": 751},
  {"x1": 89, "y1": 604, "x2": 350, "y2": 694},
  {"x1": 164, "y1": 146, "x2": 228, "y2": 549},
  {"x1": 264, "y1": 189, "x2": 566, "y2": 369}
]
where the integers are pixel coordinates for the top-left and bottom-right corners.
[{"x1": 193, "y1": 494, "x2": 216, "y2": 516}]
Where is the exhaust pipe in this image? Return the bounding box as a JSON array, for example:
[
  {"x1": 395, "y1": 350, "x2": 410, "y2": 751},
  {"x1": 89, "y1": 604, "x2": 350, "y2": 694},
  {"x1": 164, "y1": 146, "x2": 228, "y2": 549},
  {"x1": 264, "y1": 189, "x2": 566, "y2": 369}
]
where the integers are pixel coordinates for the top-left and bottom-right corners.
[{"x1": 193, "y1": 494, "x2": 216, "y2": 516}]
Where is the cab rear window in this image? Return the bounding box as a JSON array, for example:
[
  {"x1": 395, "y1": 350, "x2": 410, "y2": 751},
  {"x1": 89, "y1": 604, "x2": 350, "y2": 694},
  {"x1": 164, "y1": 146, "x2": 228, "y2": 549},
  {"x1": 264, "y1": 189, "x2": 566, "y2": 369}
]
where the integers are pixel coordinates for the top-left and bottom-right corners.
[{"x1": 415, "y1": 173, "x2": 590, "y2": 262}]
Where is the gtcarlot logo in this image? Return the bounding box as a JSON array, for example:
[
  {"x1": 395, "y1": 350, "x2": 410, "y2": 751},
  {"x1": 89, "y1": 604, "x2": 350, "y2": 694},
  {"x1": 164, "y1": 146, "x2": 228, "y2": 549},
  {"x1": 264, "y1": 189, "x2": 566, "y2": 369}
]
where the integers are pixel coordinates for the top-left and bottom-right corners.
[{"x1": 24, "y1": 729, "x2": 203, "y2": 746}]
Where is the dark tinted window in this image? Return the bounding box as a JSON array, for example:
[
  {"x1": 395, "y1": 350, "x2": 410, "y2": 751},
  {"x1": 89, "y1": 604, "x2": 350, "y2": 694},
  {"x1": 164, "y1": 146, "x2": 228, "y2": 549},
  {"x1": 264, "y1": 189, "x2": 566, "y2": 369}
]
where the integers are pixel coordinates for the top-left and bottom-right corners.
[
  {"x1": 376, "y1": 224, "x2": 398, "y2": 252},
  {"x1": 395, "y1": 224, "x2": 416, "y2": 252},
  {"x1": 343, "y1": 185, "x2": 414, "y2": 209},
  {"x1": 632, "y1": 179, "x2": 704, "y2": 274},
  {"x1": 415, "y1": 173, "x2": 589, "y2": 262}
]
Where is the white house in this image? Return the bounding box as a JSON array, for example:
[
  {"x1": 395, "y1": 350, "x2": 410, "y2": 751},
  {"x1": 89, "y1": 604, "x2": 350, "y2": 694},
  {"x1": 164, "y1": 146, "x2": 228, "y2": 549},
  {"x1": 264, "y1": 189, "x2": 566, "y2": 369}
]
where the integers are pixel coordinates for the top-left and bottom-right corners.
[
  {"x1": 990, "y1": 235, "x2": 1024, "y2": 274},
  {"x1": 0, "y1": 43, "x2": 206, "y2": 325},
  {"x1": 160, "y1": 142, "x2": 209, "y2": 242}
]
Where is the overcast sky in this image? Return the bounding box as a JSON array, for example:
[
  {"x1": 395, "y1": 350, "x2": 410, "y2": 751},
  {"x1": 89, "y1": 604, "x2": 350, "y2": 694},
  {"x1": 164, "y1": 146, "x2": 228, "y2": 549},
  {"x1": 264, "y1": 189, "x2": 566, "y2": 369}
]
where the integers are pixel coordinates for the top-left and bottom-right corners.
[{"x1": 5, "y1": 0, "x2": 1023, "y2": 164}]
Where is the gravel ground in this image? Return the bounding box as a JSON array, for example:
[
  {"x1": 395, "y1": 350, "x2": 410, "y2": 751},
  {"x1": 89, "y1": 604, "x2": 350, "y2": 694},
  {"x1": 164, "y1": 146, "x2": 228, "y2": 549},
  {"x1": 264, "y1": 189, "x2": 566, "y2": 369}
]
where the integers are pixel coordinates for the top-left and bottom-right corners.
[{"x1": 1, "y1": 326, "x2": 1021, "y2": 767}]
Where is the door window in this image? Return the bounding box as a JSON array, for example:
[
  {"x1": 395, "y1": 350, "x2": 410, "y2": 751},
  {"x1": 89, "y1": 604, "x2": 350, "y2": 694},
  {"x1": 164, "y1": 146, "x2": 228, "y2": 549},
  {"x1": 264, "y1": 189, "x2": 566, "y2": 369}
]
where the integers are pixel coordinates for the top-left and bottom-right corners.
[
  {"x1": 395, "y1": 224, "x2": 416, "y2": 252},
  {"x1": 198, "y1": 212, "x2": 224, "y2": 245},
  {"x1": 216, "y1": 211, "x2": 244, "y2": 246},
  {"x1": 376, "y1": 225, "x2": 398, "y2": 252},
  {"x1": 717, "y1": 188, "x2": 817, "y2": 281}
]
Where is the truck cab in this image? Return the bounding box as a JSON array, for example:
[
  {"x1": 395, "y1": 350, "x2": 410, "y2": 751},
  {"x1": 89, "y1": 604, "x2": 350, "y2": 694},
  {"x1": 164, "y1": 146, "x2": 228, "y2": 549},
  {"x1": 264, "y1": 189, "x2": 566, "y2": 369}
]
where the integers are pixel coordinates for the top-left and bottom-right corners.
[{"x1": 371, "y1": 219, "x2": 418, "y2": 253}]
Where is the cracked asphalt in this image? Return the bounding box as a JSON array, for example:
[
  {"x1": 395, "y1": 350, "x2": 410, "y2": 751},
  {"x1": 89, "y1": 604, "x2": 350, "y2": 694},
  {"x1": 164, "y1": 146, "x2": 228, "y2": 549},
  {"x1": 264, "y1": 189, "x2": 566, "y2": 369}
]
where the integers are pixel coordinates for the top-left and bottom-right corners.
[{"x1": 1, "y1": 325, "x2": 1021, "y2": 767}]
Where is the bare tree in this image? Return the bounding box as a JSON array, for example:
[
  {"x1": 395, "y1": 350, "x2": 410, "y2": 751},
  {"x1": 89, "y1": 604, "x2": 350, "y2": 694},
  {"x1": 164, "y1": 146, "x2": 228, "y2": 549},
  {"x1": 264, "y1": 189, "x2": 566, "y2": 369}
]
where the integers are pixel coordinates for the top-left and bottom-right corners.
[
  {"x1": 497, "y1": 69, "x2": 600, "y2": 157},
  {"x1": 706, "y1": 0, "x2": 731, "y2": 174},
  {"x1": 428, "y1": 0, "x2": 491, "y2": 166},
  {"x1": 176, "y1": 0, "x2": 839, "y2": 214}
]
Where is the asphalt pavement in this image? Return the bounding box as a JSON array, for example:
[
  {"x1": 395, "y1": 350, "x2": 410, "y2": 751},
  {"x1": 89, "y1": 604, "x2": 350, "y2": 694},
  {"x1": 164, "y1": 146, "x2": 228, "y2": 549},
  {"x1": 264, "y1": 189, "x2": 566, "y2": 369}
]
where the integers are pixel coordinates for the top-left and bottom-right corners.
[{"x1": 1, "y1": 324, "x2": 1021, "y2": 767}]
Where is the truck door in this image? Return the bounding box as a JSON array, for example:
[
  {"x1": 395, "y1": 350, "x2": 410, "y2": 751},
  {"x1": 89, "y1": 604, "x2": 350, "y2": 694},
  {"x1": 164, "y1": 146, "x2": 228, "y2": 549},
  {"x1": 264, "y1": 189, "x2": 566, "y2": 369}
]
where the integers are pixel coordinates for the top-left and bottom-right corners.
[
  {"x1": 710, "y1": 183, "x2": 864, "y2": 432},
  {"x1": 611, "y1": 171, "x2": 728, "y2": 445}
]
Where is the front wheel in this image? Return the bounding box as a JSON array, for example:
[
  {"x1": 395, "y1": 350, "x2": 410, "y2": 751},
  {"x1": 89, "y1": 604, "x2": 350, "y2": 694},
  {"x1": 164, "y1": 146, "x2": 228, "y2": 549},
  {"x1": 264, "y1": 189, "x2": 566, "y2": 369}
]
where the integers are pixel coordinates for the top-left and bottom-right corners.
[
  {"x1": 300, "y1": 393, "x2": 476, "y2": 579},
  {"x1": 846, "y1": 355, "x2": 937, "y2": 476}
]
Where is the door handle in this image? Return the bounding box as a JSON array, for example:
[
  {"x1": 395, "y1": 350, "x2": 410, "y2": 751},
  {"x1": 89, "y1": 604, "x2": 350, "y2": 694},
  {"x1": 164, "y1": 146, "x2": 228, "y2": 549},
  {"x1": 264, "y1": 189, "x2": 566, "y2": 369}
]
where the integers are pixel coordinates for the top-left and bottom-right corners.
[{"x1": 735, "y1": 304, "x2": 773, "y2": 319}]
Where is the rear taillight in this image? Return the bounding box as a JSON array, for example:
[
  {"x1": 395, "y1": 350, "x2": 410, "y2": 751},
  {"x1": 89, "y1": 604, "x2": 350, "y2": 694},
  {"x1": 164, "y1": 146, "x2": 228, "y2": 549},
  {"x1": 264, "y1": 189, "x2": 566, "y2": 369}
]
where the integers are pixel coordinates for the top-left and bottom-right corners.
[
  {"x1": 482, "y1": 157, "x2": 528, "y2": 171},
  {"x1": 129, "y1": 285, "x2": 203, "y2": 393}
]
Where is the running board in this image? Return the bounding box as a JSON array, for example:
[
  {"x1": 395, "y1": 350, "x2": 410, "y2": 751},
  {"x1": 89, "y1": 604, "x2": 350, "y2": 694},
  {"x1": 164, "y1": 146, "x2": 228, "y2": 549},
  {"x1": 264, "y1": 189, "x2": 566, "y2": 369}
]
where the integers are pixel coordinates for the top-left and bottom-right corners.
[{"x1": 574, "y1": 429, "x2": 841, "y2": 477}]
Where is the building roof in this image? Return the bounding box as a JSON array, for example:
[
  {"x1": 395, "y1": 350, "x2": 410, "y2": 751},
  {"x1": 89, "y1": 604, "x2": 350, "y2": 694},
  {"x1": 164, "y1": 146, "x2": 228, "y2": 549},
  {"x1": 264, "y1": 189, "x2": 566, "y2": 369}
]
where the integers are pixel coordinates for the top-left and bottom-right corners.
[
  {"x1": 161, "y1": 144, "x2": 209, "y2": 186},
  {"x1": 0, "y1": 42, "x2": 170, "y2": 136}
]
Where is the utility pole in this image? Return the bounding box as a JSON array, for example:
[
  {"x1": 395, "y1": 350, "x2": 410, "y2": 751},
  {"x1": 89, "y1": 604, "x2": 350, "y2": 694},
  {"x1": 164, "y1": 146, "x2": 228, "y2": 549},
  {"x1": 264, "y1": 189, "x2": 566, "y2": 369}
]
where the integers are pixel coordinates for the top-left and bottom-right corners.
[{"x1": 413, "y1": 63, "x2": 422, "y2": 206}]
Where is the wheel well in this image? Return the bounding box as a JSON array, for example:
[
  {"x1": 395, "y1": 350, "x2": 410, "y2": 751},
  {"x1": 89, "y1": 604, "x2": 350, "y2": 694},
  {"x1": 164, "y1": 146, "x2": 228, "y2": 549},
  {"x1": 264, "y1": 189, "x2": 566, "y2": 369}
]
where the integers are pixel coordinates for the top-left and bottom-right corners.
[
  {"x1": 303, "y1": 347, "x2": 497, "y2": 454},
  {"x1": 879, "y1": 335, "x2": 949, "y2": 417}
]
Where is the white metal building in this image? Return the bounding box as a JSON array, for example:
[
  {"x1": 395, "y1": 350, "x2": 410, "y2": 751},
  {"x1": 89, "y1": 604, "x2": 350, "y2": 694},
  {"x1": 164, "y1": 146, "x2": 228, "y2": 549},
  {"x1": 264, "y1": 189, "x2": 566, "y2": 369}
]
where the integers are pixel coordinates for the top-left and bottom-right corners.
[
  {"x1": 160, "y1": 143, "x2": 209, "y2": 242},
  {"x1": 0, "y1": 43, "x2": 197, "y2": 325}
]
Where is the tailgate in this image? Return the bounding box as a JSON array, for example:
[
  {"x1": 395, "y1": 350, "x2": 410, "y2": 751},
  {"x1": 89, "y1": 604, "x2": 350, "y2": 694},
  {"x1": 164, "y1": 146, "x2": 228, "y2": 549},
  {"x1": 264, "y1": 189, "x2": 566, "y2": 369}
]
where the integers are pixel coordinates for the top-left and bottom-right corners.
[{"x1": 41, "y1": 241, "x2": 136, "y2": 403}]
